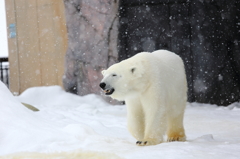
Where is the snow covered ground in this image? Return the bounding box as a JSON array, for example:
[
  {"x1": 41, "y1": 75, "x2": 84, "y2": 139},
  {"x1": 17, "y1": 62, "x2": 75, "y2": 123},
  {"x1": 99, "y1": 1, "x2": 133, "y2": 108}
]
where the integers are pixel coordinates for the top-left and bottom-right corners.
[{"x1": 0, "y1": 81, "x2": 240, "y2": 159}]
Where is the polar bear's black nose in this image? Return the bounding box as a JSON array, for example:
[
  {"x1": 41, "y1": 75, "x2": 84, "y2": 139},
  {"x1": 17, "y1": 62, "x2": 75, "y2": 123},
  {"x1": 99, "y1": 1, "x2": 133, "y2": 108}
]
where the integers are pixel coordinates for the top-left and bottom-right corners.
[{"x1": 99, "y1": 82, "x2": 106, "y2": 89}]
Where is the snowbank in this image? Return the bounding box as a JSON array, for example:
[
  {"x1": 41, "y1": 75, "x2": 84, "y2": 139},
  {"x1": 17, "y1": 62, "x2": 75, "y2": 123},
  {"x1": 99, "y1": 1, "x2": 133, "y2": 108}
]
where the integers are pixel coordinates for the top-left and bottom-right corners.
[{"x1": 0, "y1": 81, "x2": 240, "y2": 159}]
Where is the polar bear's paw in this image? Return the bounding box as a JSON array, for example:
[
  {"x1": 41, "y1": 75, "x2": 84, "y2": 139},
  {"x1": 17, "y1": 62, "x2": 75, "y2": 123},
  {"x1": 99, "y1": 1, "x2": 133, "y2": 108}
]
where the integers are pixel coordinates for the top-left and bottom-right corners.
[
  {"x1": 167, "y1": 129, "x2": 186, "y2": 142},
  {"x1": 136, "y1": 140, "x2": 161, "y2": 146},
  {"x1": 167, "y1": 136, "x2": 186, "y2": 142},
  {"x1": 136, "y1": 141, "x2": 148, "y2": 146}
]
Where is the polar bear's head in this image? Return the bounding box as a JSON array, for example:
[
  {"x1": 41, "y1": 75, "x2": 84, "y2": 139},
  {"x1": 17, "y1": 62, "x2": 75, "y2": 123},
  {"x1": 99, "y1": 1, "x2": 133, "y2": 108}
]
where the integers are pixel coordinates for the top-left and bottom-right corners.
[{"x1": 99, "y1": 60, "x2": 146, "y2": 101}]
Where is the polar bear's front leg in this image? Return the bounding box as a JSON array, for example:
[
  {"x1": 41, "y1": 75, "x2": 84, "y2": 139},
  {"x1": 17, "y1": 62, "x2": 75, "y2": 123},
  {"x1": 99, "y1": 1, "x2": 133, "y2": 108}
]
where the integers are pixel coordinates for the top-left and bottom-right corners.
[
  {"x1": 140, "y1": 98, "x2": 167, "y2": 146},
  {"x1": 125, "y1": 100, "x2": 144, "y2": 142},
  {"x1": 142, "y1": 110, "x2": 166, "y2": 146},
  {"x1": 167, "y1": 113, "x2": 186, "y2": 142}
]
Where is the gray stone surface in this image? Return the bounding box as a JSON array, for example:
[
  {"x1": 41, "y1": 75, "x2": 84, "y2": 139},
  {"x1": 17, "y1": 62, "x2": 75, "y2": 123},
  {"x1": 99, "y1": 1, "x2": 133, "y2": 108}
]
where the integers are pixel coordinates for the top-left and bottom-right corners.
[{"x1": 63, "y1": 0, "x2": 119, "y2": 97}]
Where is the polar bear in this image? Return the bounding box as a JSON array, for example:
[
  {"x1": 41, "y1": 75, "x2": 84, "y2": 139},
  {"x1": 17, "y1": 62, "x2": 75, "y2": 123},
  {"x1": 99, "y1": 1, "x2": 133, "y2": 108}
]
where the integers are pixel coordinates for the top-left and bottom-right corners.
[{"x1": 99, "y1": 50, "x2": 187, "y2": 146}]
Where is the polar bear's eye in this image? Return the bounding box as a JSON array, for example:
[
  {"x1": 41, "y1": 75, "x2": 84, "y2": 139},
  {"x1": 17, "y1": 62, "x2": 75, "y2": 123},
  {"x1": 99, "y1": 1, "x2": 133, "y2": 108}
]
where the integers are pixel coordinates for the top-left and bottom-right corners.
[{"x1": 112, "y1": 74, "x2": 117, "y2": 77}]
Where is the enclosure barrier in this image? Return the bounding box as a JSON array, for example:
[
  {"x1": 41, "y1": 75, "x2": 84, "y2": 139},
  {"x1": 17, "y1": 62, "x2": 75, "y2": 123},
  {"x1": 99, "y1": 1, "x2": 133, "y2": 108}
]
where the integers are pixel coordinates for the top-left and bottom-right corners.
[{"x1": 0, "y1": 57, "x2": 9, "y2": 87}]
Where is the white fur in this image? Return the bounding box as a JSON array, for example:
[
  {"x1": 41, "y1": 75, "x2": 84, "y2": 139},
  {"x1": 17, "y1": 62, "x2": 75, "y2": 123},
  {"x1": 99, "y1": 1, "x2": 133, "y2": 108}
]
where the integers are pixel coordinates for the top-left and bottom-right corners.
[{"x1": 101, "y1": 50, "x2": 187, "y2": 146}]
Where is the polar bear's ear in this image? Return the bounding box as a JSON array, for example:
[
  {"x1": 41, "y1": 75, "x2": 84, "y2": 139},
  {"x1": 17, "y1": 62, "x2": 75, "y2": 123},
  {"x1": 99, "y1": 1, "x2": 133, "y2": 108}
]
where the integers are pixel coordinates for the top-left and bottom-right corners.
[
  {"x1": 131, "y1": 67, "x2": 136, "y2": 74},
  {"x1": 101, "y1": 70, "x2": 106, "y2": 75},
  {"x1": 130, "y1": 66, "x2": 144, "y2": 77},
  {"x1": 131, "y1": 67, "x2": 136, "y2": 73}
]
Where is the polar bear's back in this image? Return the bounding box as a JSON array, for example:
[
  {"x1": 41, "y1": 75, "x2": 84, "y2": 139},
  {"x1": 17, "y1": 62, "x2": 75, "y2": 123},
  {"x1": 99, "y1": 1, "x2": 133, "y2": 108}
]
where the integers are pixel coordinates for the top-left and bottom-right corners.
[
  {"x1": 152, "y1": 50, "x2": 187, "y2": 109},
  {"x1": 130, "y1": 50, "x2": 186, "y2": 91},
  {"x1": 150, "y1": 49, "x2": 186, "y2": 85},
  {"x1": 130, "y1": 50, "x2": 186, "y2": 81},
  {"x1": 151, "y1": 50, "x2": 184, "y2": 68},
  {"x1": 151, "y1": 50, "x2": 185, "y2": 77},
  {"x1": 132, "y1": 50, "x2": 184, "y2": 68},
  {"x1": 138, "y1": 50, "x2": 187, "y2": 106}
]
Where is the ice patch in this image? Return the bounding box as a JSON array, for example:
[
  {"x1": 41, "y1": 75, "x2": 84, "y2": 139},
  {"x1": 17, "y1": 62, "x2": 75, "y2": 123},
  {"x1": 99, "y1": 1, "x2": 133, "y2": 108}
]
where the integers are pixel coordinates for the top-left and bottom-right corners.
[{"x1": 193, "y1": 134, "x2": 215, "y2": 142}]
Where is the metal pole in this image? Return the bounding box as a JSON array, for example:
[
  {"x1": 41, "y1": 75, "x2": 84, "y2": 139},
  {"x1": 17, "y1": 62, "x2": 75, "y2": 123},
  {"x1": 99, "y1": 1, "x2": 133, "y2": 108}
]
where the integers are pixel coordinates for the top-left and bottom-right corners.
[{"x1": 0, "y1": 60, "x2": 3, "y2": 81}]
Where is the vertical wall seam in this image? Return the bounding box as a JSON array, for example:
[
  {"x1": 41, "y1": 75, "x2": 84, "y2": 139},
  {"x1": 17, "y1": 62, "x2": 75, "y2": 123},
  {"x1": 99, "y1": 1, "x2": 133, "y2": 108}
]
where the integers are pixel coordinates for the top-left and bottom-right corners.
[
  {"x1": 12, "y1": 0, "x2": 20, "y2": 94},
  {"x1": 36, "y1": 0, "x2": 42, "y2": 86}
]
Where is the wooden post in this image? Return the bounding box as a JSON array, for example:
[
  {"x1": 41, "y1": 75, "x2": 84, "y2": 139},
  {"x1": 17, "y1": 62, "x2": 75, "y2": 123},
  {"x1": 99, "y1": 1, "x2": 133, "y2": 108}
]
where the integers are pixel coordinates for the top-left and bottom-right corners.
[
  {"x1": 5, "y1": 0, "x2": 20, "y2": 95},
  {"x1": 5, "y1": 0, "x2": 67, "y2": 94}
]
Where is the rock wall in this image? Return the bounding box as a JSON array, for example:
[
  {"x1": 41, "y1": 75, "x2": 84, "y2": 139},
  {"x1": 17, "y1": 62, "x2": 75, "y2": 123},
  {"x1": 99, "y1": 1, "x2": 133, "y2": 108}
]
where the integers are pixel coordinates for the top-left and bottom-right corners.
[{"x1": 63, "y1": 0, "x2": 119, "y2": 96}]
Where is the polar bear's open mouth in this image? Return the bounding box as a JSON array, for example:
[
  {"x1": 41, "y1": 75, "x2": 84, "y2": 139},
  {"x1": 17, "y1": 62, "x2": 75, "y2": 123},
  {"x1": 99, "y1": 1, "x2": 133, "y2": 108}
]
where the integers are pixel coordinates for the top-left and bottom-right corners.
[{"x1": 103, "y1": 88, "x2": 115, "y2": 95}]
